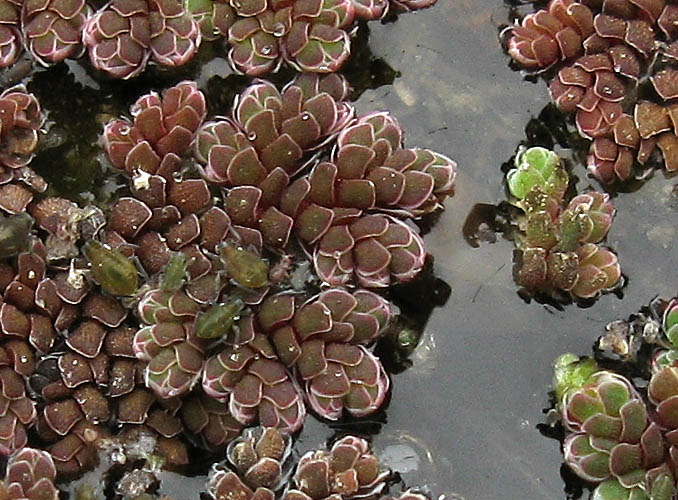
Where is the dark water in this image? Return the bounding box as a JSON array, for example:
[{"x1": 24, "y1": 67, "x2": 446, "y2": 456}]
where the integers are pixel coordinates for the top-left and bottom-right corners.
[
  {"x1": 345, "y1": 3, "x2": 678, "y2": 499},
  {"x1": 18, "y1": 1, "x2": 678, "y2": 498}
]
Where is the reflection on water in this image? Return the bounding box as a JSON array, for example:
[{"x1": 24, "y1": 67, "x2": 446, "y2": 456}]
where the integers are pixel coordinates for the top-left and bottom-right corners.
[{"x1": 360, "y1": 3, "x2": 678, "y2": 499}]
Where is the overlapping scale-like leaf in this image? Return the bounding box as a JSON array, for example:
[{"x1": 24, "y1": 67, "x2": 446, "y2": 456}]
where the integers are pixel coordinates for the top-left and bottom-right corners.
[
  {"x1": 314, "y1": 214, "x2": 426, "y2": 288},
  {"x1": 1, "y1": 447, "x2": 59, "y2": 500},
  {"x1": 282, "y1": 435, "x2": 389, "y2": 500},
  {"x1": 0, "y1": 85, "x2": 45, "y2": 170},
  {"x1": 84, "y1": 0, "x2": 200, "y2": 79},
  {"x1": 561, "y1": 370, "x2": 668, "y2": 490},
  {"x1": 0, "y1": 0, "x2": 21, "y2": 68},
  {"x1": 254, "y1": 289, "x2": 391, "y2": 420},
  {"x1": 202, "y1": 327, "x2": 306, "y2": 432},
  {"x1": 22, "y1": 0, "x2": 92, "y2": 66}
]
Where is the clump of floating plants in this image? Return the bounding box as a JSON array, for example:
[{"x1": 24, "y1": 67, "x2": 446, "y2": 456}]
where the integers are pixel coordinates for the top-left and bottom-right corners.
[
  {"x1": 0, "y1": 71, "x2": 457, "y2": 495},
  {"x1": 0, "y1": 0, "x2": 437, "y2": 79},
  {"x1": 0, "y1": 447, "x2": 60, "y2": 498},
  {"x1": 185, "y1": 0, "x2": 437, "y2": 75},
  {"x1": 0, "y1": 428, "x2": 436, "y2": 499},
  {"x1": 544, "y1": 295, "x2": 678, "y2": 499},
  {"x1": 503, "y1": 0, "x2": 678, "y2": 183},
  {"x1": 0, "y1": 85, "x2": 46, "y2": 219},
  {"x1": 505, "y1": 146, "x2": 621, "y2": 300}
]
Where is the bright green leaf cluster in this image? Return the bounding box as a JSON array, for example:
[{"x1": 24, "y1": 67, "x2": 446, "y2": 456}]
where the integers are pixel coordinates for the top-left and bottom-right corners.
[
  {"x1": 505, "y1": 147, "x2": 621, "y2": 300},
  {"x1": 507, "y1": 146, "x2": 568, "y2": 207},
  {"x1": 552, "y1": 353, "x2": 599, "y2": 402}
]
